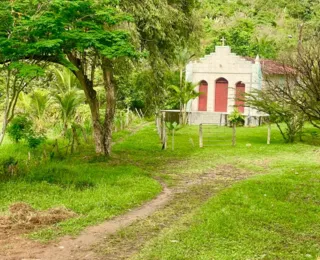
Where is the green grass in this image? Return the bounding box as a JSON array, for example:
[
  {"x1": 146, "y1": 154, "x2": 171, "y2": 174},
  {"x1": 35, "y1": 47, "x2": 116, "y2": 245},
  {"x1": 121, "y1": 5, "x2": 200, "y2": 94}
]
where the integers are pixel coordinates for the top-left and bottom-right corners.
[
  {"x1": 134, "y1": 171, "x2": 320, "y2": 260},
  {"x1": 128, "y1": 125, "x2": 320, "y2": 260},
  {"x1": 1, "y1": 121, "x2": 320, "y2": 254},
  {"x1": 0, "y1": 129, "x2": 162, "y2": 241}
]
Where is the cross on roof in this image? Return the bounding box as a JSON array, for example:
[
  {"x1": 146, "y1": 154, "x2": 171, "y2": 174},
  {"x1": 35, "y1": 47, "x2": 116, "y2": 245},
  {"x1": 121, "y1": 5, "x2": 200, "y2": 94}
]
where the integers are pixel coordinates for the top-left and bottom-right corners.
[{"x1": 221, "y1": 37, "x2": 226, "y2": 46}]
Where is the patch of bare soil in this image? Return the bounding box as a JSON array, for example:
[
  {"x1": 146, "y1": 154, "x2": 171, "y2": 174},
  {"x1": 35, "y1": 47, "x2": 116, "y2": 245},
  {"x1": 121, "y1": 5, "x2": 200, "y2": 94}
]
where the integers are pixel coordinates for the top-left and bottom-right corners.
[
  {"x1": 1, "y1": 164, "x2": 259, "y2": 260},
  {"x1": 0, "y1": 203, "x2": 76, "y2": 231},
  {"x1": 0, "y1": 185, "x2": 172, "y2": 260},
  {"x1": 0, "y1": 203, "x2": 76, "y2": 260}
]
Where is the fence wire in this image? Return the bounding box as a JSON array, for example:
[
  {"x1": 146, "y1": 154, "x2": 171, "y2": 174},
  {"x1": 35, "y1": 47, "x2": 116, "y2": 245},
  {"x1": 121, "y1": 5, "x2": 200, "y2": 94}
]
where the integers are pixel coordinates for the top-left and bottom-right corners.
[{"x1": 200, "y1": 124, "x2": 233, "y2": 147}]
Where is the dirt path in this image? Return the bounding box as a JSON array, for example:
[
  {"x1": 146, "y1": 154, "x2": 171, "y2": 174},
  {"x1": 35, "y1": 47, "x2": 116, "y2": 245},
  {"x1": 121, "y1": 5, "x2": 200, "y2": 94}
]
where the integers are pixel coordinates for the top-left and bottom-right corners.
[
  {"x1": 96, "y1": 165, "x2": 258, "y2": 260},
  {"x1": 1, "y1": 165, "x2": 261, "y2": 260},
  {"x1": 1, "y1": 183, "x2": 172, "y2": 260}
]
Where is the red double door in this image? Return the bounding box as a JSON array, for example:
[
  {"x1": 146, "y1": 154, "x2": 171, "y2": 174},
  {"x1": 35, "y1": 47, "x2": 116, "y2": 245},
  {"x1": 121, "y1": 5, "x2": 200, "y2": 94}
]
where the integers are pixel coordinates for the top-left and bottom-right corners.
[
  {"x1": 215, "y1": 78, "x2": 228, "y2": 112},
  {"x1": 198, "y1": 79, "x2": 245, "y2": 113}
]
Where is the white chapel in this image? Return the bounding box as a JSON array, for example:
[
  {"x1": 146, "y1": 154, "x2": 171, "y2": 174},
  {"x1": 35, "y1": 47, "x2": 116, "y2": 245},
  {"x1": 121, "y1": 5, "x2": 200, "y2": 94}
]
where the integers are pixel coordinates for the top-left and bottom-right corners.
[{"x1": 186, "y1": 44, "x2": 286, "y2": 125}]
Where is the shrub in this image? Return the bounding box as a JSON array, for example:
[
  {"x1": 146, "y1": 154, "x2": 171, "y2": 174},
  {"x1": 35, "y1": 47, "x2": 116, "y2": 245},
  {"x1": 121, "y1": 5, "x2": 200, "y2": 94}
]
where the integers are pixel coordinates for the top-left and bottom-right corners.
[
  {"x1": 7, "y1": 115, "x2": 45, "y2": 149},
  {"x1": 7, "y1": 115, "x2": 32, "y2": 143},
  {"x1": 27, "y1": 135, "x2": 46, "y2": 149},
  {"x1": 228, "y1": 109, "x2": 245, "y2": 126}
]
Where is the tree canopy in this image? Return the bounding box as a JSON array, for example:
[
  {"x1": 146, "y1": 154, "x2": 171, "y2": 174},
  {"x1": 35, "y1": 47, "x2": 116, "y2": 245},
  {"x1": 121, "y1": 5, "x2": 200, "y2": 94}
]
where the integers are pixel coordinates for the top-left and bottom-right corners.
[{"x1": 0, "y1": 0, "x2": 200, "y2": 155}]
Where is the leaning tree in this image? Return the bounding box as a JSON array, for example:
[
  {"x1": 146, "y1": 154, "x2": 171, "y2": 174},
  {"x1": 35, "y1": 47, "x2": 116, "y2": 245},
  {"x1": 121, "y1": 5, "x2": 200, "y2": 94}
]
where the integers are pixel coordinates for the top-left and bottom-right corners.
[{"x1": 0, "y1": 0, "x2": 199, "y2": 155}]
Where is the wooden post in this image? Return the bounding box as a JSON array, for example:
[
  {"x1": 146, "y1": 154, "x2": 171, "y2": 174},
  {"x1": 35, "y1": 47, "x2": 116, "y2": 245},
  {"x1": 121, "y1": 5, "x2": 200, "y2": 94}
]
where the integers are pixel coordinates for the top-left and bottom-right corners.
[
  {"x1": 172, "y1": 129, "x2": 175, "y2": 151},
  {"x1": 126, "y1": 107, "x2": 130, "y2": 127},
  {"x1": 135, "y1": 108, "x2": 142, "y2": 119},
  {"x1": 162, "y1": 126, "x2": 167, "y2": 150},
  {"x1": 199, "y1": 124, "x2": 203, "y2": 148},
  {"x1": 156, "y1": 114, "x2": 161, "y2": 137},
  {"x1": 267, "y1": 123, "x2": 271, "y2": 145},
  {"x1": 139, "y1": 109, "x2": 144, "y2": 118},
  {"x1": 247, "y1": 116, "x2": 251, "y2": 127},
  {"x1": 162, "y1": 112, "x2": 167, "y2": 150},
  {"x1": 160, "y1": 112, "x2": 164, "y2": 141},
  {"x1": 232, "y1": 123, "x2": 236, "y2": 146}
]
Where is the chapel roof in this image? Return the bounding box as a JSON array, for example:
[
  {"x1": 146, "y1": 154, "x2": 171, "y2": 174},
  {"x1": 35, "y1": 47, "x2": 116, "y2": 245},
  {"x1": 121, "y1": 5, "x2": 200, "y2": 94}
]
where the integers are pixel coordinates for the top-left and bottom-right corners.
[{"x1": 244, "y1": 57, "x2": 292, "y2": 75}]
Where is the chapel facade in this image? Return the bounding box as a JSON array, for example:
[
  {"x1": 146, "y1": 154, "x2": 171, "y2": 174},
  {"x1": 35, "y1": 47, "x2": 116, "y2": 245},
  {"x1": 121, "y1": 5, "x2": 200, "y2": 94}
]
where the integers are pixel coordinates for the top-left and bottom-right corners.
[{"x1": 186, "y1": 45, "x2": 284, "y2": 125}]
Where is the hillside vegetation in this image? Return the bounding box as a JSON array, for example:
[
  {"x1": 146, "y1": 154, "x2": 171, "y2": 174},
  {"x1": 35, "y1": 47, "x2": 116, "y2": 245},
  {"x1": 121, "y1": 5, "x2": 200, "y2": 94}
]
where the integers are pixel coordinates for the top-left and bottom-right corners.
[{"x1": 200, "y1": 0, "x2": 320, "y2": 58}]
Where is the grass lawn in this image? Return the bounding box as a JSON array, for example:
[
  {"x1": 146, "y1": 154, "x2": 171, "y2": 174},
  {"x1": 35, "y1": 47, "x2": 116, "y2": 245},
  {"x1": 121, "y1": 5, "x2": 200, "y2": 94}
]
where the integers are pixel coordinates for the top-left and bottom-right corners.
[
  {"x1": 127, "y1": 125, "x2": 320, "y2": 260},
  {"x1": 1, "y1": 120, "x2": 320, "y2": 259},
  {"x1": 134, "y1": 171, "x2": 320, "y2": 260},
  {"x1": 0, "y1": 129, "x2": 162, "y2": 241}
]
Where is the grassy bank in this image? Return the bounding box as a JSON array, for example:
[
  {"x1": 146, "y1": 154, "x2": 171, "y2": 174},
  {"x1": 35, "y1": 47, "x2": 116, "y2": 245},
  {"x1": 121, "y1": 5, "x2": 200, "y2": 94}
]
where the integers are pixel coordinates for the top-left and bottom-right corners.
[{"x1": 1, "y1": 122, "x2": 320, "y2": 249}]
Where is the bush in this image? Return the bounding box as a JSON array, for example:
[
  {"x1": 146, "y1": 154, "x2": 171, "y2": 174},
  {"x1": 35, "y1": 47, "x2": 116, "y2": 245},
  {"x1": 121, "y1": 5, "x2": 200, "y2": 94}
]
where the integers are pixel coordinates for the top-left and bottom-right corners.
[
  {"x1": 7, "y1": 115, "x2": 45, "y2": 149},
  {"x1": 7, "y1": 115, "x2": 32, "y2": 143},
  {"x1": 27, "y1": 135, "x2": 46, "y2": 149},
  {"x1": 228, "y1": 109, "x2": 245, "y2": 126}
]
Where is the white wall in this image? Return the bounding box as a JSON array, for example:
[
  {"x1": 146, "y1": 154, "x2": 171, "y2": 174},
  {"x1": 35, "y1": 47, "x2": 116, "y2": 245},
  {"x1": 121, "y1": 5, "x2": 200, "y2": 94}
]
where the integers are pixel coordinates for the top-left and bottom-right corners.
[{"x1": 187, "y1": 46, "x2": 261, "y2": 117}]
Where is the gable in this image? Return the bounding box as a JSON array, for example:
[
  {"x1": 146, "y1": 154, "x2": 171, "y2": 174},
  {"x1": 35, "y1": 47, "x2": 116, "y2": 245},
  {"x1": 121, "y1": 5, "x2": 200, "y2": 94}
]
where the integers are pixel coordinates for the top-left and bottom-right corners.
[{"x1": 187, "y1": 46, "x2": 253, "y2": 76}]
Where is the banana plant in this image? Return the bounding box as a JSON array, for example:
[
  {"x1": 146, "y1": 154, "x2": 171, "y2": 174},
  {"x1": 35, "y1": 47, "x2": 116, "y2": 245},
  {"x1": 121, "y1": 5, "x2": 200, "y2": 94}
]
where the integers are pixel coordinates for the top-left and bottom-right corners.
[
  {"x1": 170, "y1": 82, "x2": 199, "y2": 125},
  {"x1": 165, "y1": 121, "x2": 182, "y2": 151}
]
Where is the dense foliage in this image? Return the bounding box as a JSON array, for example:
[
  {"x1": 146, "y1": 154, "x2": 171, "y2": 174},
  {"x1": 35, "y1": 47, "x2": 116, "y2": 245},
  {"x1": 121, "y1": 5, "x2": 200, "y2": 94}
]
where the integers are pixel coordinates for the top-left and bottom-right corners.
[
  {"x1": 200, "y1": 0, "x2": 320, "y2": 58},
  {"x1": 0, "y1": 0, "x2": 199, "y2": 155}
]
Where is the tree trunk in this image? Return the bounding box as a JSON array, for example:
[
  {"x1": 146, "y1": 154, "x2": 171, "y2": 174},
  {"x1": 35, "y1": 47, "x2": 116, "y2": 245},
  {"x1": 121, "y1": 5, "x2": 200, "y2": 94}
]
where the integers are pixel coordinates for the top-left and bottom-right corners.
[
  {"x1": 0, "y1": 116, "x2": 8, "y2": 145},
  {"x1": 232, "y1": 123, "x2": 236, "y2": 146},
  {"x1": 179, "y1": 68, "x2": 183, "y2": 124},
  {"x1": 67, "y1": 54, "x2": 118, "y2": 156},
  {"x1": 68, "y1": 54, "x2": 106, "y2": 155},
  {"x1": 0, "y1": 70, "x2": 11, "y2": 146},
  {"x1": 62, "y1": 122, "x2": 68, "y2": 136},
  {"x1": 102, "y1": 57, "x2": 116, "y2": 156}
]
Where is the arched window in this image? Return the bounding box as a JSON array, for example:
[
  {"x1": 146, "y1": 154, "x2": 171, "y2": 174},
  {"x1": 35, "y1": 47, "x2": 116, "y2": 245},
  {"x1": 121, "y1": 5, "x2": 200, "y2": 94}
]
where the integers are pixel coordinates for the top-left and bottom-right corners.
[
  {"x1": 215, "y1": 78, "x2": 228, "y2": 112},
  {"x1": 235, "y1": 81, "x2": 245, "y2": 113},
  {"x1": 198, "y1": 80, "x2": 208, "y2": 111}
]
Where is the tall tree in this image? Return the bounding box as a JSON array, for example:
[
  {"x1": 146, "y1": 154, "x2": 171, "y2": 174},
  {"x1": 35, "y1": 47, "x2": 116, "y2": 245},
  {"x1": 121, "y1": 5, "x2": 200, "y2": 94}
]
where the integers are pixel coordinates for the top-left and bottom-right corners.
[
  {"x1": 0, "y1": 62, "x2": 44, "y2": 145},
  {"x1": 0, "y1": 0, "x2": 199, "y2": 155}
]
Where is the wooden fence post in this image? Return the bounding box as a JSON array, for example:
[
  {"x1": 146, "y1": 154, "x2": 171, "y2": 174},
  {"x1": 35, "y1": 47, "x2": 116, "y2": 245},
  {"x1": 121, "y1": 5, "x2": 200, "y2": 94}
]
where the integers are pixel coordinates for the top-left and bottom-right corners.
[
  {"x1": 267, "y1": 123, "x2": 271, "y2": 145},
  {"x1": 232, "y1": 123, "x2": 236, "y2": 146},
  {"x1": 199, "y1": 124, "x2": 203, "y2": 148},
  {"x1": 172, "y1": 129, "x2": 175, "y2": 151},
  {"x1": 162, "y1": 111, "x2": 167, "y2": 150},
  {"x1": 156, "y1": 113, "x2": 161, "y2": 137}
]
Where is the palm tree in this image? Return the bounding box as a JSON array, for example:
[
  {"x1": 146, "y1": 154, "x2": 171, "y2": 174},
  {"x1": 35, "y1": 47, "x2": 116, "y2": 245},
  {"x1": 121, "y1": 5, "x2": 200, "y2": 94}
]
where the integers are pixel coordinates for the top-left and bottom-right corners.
[
  {"x1": 174, "y1": 47, "x2": 195, "y2": 89},
  {"x1": 52, "y1": 67, "x2": 82, "y2": 93},
  {"x1": 29, "y1": 90, "x2": 50, "y2": 132},
  {"x1": 51, "y1": 67, "x2": 84, "y2": 135},
  {"x1": 170, "y1": 82, "x2": 199, "y2": 125},
  {"x1": 54, "y1": 90, "x2": 83, "y2": 135},
  {"x1": 174, "y1": 47, "x2": 196, "y2": 124},
  {"x1": 17, "y1": 90, "x2": 50, "y2": 132}
]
